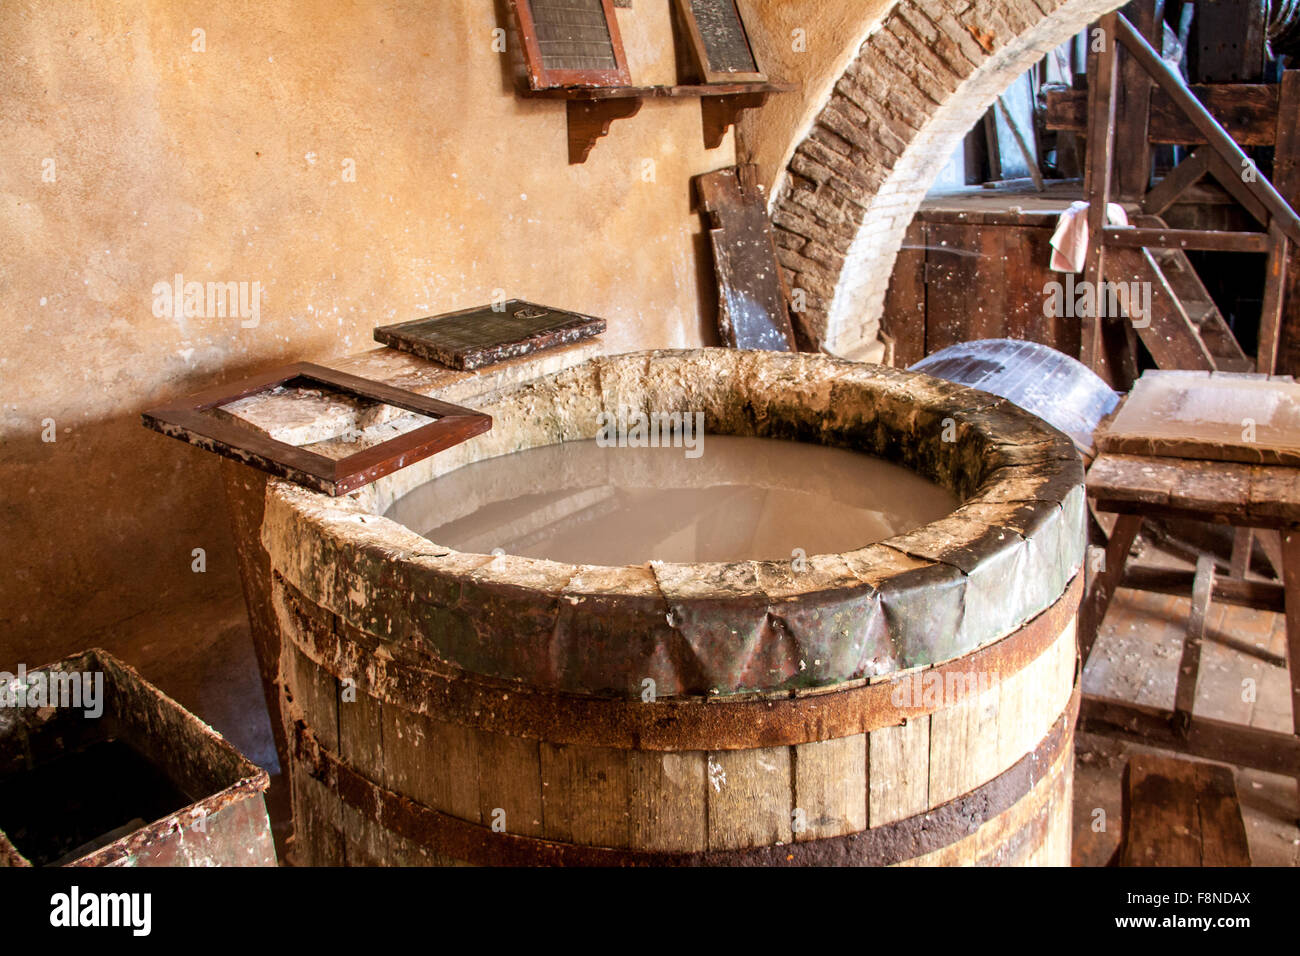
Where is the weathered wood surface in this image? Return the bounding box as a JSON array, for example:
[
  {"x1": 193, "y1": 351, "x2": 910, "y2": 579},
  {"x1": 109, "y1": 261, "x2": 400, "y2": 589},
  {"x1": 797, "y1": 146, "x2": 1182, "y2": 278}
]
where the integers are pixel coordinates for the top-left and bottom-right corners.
[
  {"x1": 0, "y1": 650, "x2": 275, "y2": 868},
  {"x1": 259, "y1": 349, "x2": 1085, "y2": 866},
  {"x1": 1046, "y1": 84, "x2": 1281, "y2": 146},
  {"x1": 694, "y1": 166, "x2": 798, "y2": 352},
  {"x1": 374, "y1": 300, "x2": 605, "y2": 371},
  {"x1": 264, "y1": 350, "x2": 1086, "y2": 698},
  {"x1": 144, "y1": 362, "x2": 493, "y2": 496},
  {"x1": 278, "y1": 572, "x2": 1079, "y2": 865},
  {"x1": 675, "y1": 0, "x2": 763, "y2": 84},
  {"x1": 1119, "y1": 754, "x2": 1251, "y2": 866},
  {"x1": 1088, "y1": 453, "x2": 1300, "y2": 526},
  {"x1": 1098, "y1": 370, "x2": 1300, "y2": 466}
]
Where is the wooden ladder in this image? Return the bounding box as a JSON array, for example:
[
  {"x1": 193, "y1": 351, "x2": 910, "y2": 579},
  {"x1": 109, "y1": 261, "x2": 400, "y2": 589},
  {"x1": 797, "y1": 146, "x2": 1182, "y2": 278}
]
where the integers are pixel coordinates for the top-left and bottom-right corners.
[{"x1": 1102, "y1": 213, "x2": 1255, "y2": 372}]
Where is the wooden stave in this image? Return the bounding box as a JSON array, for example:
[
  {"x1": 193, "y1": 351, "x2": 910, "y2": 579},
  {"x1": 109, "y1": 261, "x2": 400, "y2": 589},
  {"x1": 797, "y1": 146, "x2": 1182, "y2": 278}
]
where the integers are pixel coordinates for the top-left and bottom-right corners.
[{"x1": 277, "y1": 575, "x2": 1080, "y2": 866}]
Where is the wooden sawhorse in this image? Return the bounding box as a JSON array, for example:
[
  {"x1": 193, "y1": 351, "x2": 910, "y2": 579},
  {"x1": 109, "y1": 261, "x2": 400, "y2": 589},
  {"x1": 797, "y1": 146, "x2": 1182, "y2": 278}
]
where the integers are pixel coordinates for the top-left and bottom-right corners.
[{"x1": 1079, "y1": 452, "x2": 1300, "y2": 815}]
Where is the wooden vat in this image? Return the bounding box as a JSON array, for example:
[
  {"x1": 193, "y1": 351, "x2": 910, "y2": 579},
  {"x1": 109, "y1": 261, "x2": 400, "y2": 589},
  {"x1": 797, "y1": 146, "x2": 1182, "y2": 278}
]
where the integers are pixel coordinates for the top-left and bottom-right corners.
[
  {"x1": 263, "y1": 349, "x2": 1086, "y2": 866},
  {"x1": 0, "y1": 650, "x2": 276, "y2": 867}
]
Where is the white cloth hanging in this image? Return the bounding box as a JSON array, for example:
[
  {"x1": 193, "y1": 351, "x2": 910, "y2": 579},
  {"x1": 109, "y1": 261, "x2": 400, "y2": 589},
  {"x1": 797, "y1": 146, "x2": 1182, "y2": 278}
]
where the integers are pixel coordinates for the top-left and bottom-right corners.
[{"x1": 1049, "y1": 200, "x2": 1130, "y2": 273}]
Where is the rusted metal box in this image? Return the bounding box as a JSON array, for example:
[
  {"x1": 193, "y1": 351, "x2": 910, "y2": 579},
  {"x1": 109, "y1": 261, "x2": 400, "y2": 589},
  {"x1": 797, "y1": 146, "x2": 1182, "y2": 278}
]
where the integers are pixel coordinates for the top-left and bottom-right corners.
[{"x1": 0, "y1": 649, "x2": 276, "y2": 867}]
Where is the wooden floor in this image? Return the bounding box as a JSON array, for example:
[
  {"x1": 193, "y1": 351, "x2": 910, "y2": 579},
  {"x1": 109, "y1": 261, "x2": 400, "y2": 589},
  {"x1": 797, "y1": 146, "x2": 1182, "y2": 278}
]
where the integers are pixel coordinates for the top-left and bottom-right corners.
[{"x1": 1072, "y1": 544, "x2": 1300, "y2": 866}]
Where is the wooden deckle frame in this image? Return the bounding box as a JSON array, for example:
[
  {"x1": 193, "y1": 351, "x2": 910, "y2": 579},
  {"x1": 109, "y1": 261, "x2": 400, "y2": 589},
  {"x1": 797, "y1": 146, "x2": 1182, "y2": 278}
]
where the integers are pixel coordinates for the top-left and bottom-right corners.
[{"x1": 143, "y1": 363, "x2": 492, "y2": 495}]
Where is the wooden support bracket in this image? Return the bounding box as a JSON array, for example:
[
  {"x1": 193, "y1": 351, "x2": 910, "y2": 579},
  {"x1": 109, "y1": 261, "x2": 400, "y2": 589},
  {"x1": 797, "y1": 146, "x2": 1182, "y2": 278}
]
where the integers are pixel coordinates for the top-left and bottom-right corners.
[
  {"x1": 566, "y1": 97, "x2": 642, "y2": 165},
  {"x1": 700, "y1": 91, "x2": 769, "y2": 150},
  {"x1": 527, "y1": 82, "x2": 796, "y2": 164}
]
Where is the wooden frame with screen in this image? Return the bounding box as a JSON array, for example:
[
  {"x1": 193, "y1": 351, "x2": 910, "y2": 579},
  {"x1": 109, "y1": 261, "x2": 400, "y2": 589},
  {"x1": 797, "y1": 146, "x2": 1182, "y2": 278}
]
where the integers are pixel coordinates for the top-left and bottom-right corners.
[
  {"x1": 674, "y1": 0, "x2": 766, "y2": 84},
  {"x1": 142, "y1": 363, "x2": 492, "y2": 496},
  {"x1": 510, "y1": 0, "x2": 632, "y2": 89}
]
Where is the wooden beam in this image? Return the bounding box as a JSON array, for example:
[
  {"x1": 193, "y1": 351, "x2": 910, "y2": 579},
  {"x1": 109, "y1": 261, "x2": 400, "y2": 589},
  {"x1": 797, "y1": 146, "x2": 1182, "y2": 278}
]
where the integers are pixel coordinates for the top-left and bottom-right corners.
[
  {"x1": 1142, "y1": 148, "x2": 1210, "y2": 216},
  {"x1": 1203, "y1": 148, "x2": 1271, "y2": 227},
  {"x1": 995, "y1": 95, "x2": 1044, "y2": 192},
  {"x1": 1121, "y1": 563, "x2": 1286, "y2": 614},
  {"x1": 1102, "y1": 226, "x2": 1272, "y2": 253},
  {"x1": 1273, "y1": 71, "x2": 1300, "y2": 377},
  {"x1": 1079, "y1": 511, "x2": 1143, "y2": 665},
  {"x1": 1082, "y1": 13, "x2": 1123, "y2": 383},
  {"x1": 1173, "y1": 555, "x2": 1214, "y2": 732},
  {"x1": 1080, "y1": 695, "x2": 1300, "y2": 777},
  {"x1": 1114, "y1": 0, "x2": 1162, "y2": 200},
  {"x1": 1257, "y1": 222, "x2": 1290, "y2": 374},
  {"x1": 1046, "y1": 84, "x2": 1281, "y2": 146}
]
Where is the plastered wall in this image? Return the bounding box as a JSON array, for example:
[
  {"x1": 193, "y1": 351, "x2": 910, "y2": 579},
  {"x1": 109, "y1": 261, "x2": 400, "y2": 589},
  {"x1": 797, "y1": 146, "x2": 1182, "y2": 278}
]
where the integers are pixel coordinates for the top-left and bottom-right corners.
[{"x1": 0, "y1": 0, "x2": 738, "y2": 662}]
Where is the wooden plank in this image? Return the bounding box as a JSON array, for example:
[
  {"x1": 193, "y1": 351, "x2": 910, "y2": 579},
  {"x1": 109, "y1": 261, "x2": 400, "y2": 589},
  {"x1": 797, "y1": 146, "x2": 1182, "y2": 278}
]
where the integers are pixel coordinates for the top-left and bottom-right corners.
[
  {"x1": 1257, "y1": 224, "x2": 1290, "y2": 375},
  {"x1": 1102, "y1": 247, "x2": 1217, "y2": 371},
  {"x1": 880, "y1": 219, "x2": 927, "y2": 366},
  {"x1": 1087, "y1": 453, "x2": 1180, "y2": 505},
  {"x1": 1274, "y1": 71, "x2": 1300, "y2": 377},
  {"x1": 996, "y1": 95, "x2": 1044, "y2": 192},
  {"x1": 867, "y1": 716, "x2": 930, "y2": 827},
  {"x1": 927, "y1": 674, "x2": 1001, "y2": 807},
  {"x1": 1142, "y1": 148, "x2": 1210, "y2": 216},
  {"x1": 1120, "y1": 753, "x2": 1250, "y2": 866},
  {"x1": 706, "y1": 745, "x2": 792, "y2": 849},
  {"x1": 1098, "y1": 371, "x2": 1300, "y2": 465},
  {"x1": 337, "y1": 686, "x2": 389, "y2": 865},
  {"x1": 1080, "y1": 694, "x2": 1300, "y2": 775},
  {"x1": 374, "y1": 300, "x2": 605, "y2": 371},
  {"x1": 1079, "y1": 512, "x2": 1144, "y2": 663},
  {"x1": 1102, "y1": 226, "x2": 1271, "y2": 253},
  {"x1": 1109, "y1": 224, "x2": 1270, "y2": 255},
  {"x1": 1046, "y1": 84, "x2": 1281, "y2": 146},
  {"x1": 1082, "y1": 13, "x2": 1121, "y2": 384},
  {"x1": 1202, "y1": 149, "x2": 1271, "y2": 227},
  {"x1": 792, "y1": 735, "x2": 866, "y2": 840},
  {"x1": 1113, "y1": 0, "x2": 1161, "y2": 200},
  {"x1": 1121, "y1": 563, "x2": 1286, "y2": 613},
  {"x1": 1282, "y1": 529, "x2": 1300, "y2": 813},
  {"x1": 924, "y1": 222, "x2": 1005, "y2": 354},
  {"x1": 540, "y1": 742, "x2": 629, "y2": 847},
  {"x1": 626, "y1": 751, "x2": 708, "y2": 851},
  {"x1": 382, "y1": 708, "x2": 481, "y2": 826},
  {"x1": 694, "y1": 164, "x2": 798, "y2": 351},
  {"x1": 1173, "y1": 556, "x2": 1214, "y2": 729},
  {"x1": 476, "y1": 731, "x2": 544, "y2": 839}
]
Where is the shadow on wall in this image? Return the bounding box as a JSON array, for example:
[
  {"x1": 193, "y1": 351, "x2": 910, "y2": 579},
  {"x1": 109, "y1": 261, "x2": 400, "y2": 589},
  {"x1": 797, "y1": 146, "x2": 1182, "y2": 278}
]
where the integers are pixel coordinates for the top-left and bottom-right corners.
[{"x1": 0, "y1": 353, "x2": 308, "y2": 668}]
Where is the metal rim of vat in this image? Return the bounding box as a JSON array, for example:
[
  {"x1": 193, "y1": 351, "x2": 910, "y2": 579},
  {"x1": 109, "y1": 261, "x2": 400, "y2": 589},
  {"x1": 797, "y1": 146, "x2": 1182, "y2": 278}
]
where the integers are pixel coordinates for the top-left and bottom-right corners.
[
  {"x1": 274, "y1": 570, "x2": 1080, "y2": 751},
  {"x1": 262, "y1": 349, "x2": 1087, "y2": 698}
]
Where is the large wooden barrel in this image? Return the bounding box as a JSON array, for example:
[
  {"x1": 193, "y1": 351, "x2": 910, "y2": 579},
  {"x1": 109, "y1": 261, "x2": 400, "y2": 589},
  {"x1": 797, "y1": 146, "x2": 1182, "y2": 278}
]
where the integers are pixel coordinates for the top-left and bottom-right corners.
[{"x1": 264, "y1": 349, "x2": 1085, "y2": 866}]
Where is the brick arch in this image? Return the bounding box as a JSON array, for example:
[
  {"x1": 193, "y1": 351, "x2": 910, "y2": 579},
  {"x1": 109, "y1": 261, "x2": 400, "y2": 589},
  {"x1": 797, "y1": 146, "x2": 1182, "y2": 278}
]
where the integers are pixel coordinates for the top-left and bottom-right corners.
[{"x1": 771, "y1": 0, "x2": 1125, "y2": 359}]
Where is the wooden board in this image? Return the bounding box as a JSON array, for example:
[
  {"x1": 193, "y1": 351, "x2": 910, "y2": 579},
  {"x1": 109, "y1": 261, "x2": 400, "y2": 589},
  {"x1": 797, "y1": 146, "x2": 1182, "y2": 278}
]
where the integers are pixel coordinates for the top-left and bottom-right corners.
[
  {"x1": 510, "y1": 0, "x2": 631, "y2": 89},
  {"x1": 1045, "y1": 84, "x2": 1281, "y2": 146},
  {"x1": 1119, "y1": 753, "x2": 1251, "y2": 866},
  {"x1": 1087, "y1": 452, "x2": 1300, "y2": 526},
  {"x1": 674, "y1": 0, "x2": 764, "y2": 84},
  {"x1": 1098, "y1": 370, "x2": 1300, "y2": 465},
  {"x1": 374, "y1": 300, "x2": 605, "y2": 371},
  {"x1": 694, "y1": 164, "x2": 797, "y2": 351},
  {"x1": 143, "y1": 362, "x2": 492, "y2": 496}
]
